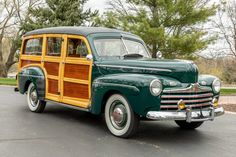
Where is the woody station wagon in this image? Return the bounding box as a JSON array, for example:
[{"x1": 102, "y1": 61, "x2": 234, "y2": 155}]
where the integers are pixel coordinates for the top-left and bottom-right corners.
[{"x1": 16, "y1": 27, "x2": 224, "y2": 138}]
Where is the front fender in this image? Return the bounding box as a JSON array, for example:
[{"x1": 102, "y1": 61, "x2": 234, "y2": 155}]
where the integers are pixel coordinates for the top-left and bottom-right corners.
[
  {"x1": 18, "y1": 66, "x2": 45, "y2": 100},
  {"x1": 90, "y1": 74, "x2": 161, "y2": 116},
  {"x1": 198, "y1": 74, "x2": 220, "y2": 96},
  {"x1": 198, "y1": 74, "x2": 219, "y2": 86}
]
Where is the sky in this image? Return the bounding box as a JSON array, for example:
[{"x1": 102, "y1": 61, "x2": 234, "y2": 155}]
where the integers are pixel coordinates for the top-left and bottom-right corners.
[{"x1": 85, "y1": 0, "x2": 107, "y2": 13}]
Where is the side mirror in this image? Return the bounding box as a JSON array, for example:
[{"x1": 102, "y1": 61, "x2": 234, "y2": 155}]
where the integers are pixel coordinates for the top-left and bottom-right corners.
[
  {"x1": 156, "y1": 51, "x2": 163, "y2": 59},
  {"x1": 86, "y1": 54, "x2": 93, "y2": 61}
]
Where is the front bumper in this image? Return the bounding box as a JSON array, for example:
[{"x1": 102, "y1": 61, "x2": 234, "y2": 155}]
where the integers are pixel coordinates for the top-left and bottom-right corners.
[{"x1": 146, "y1": 106, "x2": 224, "y2": 123}]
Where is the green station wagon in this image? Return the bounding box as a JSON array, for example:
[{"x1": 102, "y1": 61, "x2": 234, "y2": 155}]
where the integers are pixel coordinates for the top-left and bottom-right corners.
[{"x1": 16, "y1": 27, "x2": 224, "y2": 138}]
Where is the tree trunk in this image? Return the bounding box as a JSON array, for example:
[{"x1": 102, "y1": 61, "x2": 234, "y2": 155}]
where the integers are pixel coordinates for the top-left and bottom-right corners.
[
  {"x1": 0, "y1": 62, "x2": 8, "y2": 77},
  {"x1": 0, "y1": 37, "x2": 19, "y2": 78},
  {"x1": 151, "y1": 43, "x2": 157, "y2": 58},
  {"x1": 6, "y1": 37, "x2": 19, "y2": 72},
  {"x1": 0, "y1": 40, "x2": 3, "y2": 62}
]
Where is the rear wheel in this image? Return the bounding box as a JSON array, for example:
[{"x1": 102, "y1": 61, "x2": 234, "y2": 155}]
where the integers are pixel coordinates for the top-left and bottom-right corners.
[
  {"x1": 105, "y1": 94, "x2": 139, "y2": 138},
  {"x1": 175, "y1": 120, "x2": 203, "y2": 129},
  {"x1": 27, "y1": 83, "x2": 46, "y2": 113}
]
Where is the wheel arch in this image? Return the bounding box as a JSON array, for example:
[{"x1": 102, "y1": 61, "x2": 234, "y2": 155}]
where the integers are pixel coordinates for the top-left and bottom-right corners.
[
  {"x1": 18, "y1": 65, "x2": 46, "y2": 100},
  {"x1": 24, "y1": 80, "x2": 32, "y2": 93},
  {"x1": 100, "y1": 90, "x2": 122, "y2": 113}
]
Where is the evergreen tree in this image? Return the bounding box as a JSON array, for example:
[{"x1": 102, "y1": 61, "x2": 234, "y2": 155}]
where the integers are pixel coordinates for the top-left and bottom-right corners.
[
  {"x1": 96, "y1": 0, "x2": 217, "y2": 59},
  {"x1": 22, "y1": 0, "x2": 98, "y2": 32}
]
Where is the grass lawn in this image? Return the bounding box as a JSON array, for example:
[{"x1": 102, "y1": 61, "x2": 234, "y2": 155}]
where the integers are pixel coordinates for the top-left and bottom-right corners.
[
  {"x1": 221, "y1": 88, "x2": 236, "y2": 95},
  {"x1": 0, "y1": 78, "x2": 17, "y2": 86}
]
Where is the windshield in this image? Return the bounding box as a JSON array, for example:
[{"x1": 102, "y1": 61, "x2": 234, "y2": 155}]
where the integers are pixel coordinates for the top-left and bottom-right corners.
[{"x1": 94, "y1": 38, "x2": 150, "y2": 58}]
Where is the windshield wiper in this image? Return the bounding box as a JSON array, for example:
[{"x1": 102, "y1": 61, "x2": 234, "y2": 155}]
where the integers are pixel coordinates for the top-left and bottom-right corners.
[{"x1": 122, "y1": 53, "x2": 144, "y2": 59}]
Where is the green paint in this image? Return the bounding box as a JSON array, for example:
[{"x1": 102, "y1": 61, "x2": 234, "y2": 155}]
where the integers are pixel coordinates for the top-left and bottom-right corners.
[{"x1": 18, "y1": 67, "x2": 45, "y2": 100}]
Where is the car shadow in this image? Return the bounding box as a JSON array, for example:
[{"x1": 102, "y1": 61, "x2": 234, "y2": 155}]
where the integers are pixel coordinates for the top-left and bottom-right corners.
[
  {"x1": 42, "y1": 102, "x2": 207, "y2": 144},
  {"x1": 134, "y1": 121, "x2": 207, "y2": 145},
  {"x1": 43, "y1": 103, "x2": 106, "y2": 129}
]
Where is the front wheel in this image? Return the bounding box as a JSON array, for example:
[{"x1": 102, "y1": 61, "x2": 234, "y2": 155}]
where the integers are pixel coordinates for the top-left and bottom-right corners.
[
  {"x1": 175, "y1": 120, "x2": 203, "y2": 129},
  {"x1": 105, "y1": 94, "x2": 139, "y2": 138},
  {"x1": 27, "y1": 83, "x2": 46, "y2": 113}
]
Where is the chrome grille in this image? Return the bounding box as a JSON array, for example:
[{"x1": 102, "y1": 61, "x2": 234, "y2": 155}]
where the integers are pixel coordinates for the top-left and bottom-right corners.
[{"x1": 161, "y1": 83, "x2": 213, "y2": 110}]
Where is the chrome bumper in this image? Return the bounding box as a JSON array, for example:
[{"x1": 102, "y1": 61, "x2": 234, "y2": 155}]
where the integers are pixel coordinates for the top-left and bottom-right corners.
[{"x1": 146, "y1": 107, "x2": 224, "y2": 123}]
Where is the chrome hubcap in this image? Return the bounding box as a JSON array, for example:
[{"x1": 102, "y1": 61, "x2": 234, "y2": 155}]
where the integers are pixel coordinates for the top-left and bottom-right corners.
[
  {"x1": 110, "y1": 102, "x2": 127, "y2": 130},
  {"x1": 29, "y1": 88, "x2": 38, "y2": 107}
]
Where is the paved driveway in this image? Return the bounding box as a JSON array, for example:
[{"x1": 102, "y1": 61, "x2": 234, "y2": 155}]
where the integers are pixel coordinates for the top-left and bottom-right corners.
[{"x1": 0, "y1": 86, "x2": 236, "y2": 157}]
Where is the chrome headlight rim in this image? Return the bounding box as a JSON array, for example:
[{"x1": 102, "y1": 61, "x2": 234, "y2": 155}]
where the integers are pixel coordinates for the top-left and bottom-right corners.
[
  {"x1": 212, "y1": 78, "x2": 221, "y2": 93},
  {"x1": 150, "y1": 79, "x2": 162, "y2": 96}
]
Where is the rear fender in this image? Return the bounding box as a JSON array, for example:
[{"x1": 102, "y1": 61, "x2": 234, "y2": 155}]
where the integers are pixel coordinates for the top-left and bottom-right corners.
[{"x1": 18, "y1": 66, "x2": 46, "y2": 100}]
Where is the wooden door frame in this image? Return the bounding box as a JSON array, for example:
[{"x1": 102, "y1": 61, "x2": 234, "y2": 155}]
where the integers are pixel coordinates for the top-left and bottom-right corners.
[
  {"x1": 60, "y1": 35, "x2": 93, "y2": 108},
  {"x1": 42, "y1": 34, "x2": 65, "y2": 102}
]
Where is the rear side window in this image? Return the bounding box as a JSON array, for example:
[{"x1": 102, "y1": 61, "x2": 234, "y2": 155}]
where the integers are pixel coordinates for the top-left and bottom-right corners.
[
  {"x1": 67, "y1": 38, "x2": 88, "y2": 58},
  {"x1": 24, "y1": 38, "x2": 43, "y2": 55},
  {"x1": 46, "y1": 37, "x2": 62, "y2": 56}
]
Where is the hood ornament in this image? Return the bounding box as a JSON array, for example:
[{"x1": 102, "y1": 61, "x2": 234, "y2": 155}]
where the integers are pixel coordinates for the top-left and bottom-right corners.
[{"x1": 191, "y1": 83, "x2": 200, "y2": 92}]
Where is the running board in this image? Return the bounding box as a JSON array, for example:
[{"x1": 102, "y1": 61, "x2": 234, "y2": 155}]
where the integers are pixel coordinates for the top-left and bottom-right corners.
[{"x1": 46, "y1": 99, "x2": 90, "y2": 112}]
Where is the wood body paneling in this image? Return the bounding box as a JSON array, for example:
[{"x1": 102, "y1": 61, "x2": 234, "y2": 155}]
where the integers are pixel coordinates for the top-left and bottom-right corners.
[
  {"x1": 48, "y1": 79, "x2": 58, "y2": 95},
  {"x1": 19, "y1": 34, "x2": 92, "y2": 108},
  {"x1": 63, "y1": 82, "x2": 89, "y2": 99},
  {"x1": 64, "y1": 64, "x2": 89, "y2": 80},
  {"x1": 21, "y1": 60, "x2": 41, "y2": 67},
  {"x1": 44, "y1": 62, "x2": 59, "y2": 76}
]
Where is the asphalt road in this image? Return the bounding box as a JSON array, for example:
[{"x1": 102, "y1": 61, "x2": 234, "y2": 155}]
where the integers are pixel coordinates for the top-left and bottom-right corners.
[{"x1": 0, "y1": 86, "x2": 236, "y2": 157}]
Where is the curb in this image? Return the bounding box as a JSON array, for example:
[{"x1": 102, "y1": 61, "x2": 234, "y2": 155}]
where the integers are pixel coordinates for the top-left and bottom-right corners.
[
  {"x1": 225, "y1": 111, "x2": 236, "y2": 115},
  {"x1": 0, "y1": 85, "x2": 16, "y2": 87}
]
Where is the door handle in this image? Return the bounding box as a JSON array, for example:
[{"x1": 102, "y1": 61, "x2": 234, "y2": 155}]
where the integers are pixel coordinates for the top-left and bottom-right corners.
[{"x1": 62, "y1": 61, "x2": 65, "y2": 64}]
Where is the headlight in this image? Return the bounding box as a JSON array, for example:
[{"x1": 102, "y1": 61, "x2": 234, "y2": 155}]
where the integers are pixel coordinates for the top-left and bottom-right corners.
[
  {"x1": 150, "y1": 79, "x2": 162, "y2": 96},
  {"x1": 212, "y1": 79, "x2": 221, "y2": 93}
]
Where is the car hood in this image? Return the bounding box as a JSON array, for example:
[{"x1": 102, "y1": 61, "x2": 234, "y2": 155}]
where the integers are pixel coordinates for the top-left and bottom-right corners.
[{"x1": 95, "y1": 58, "x2": 198, "y2": 83}]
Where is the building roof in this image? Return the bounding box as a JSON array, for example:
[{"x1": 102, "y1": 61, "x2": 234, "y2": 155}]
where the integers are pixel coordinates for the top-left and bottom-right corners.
[{"x1": 24, "y1": 26, "x2": 133, "y2": 37}]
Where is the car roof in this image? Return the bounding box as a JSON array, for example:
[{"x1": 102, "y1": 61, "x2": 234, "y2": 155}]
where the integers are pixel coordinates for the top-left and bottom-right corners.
[{"x1": 24, "y1": 26, "x2": 135, "y2": 37}]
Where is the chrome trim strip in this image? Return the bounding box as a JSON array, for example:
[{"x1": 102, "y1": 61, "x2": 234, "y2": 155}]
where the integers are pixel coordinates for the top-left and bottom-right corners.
[
  {"x1": 160, "y1": 102, "x2": 211, "y2": 109},
  {"x1": 161, "y1": 93, "x2": 213, "y2": 99},
  {"x1": 146, "y1": 107, "x2": 224, "y2": 122},
  {"x1": 161, "y1": 97, "x2": 212, "y2": 104},
  {"x1": 93, "y1": 82, "x2": 140, "y2": 93},
  {"x1": 18, "y1": 74, "x2": 44, "y2": 79},
  {"x1": 96, "y1": 64, "x2": 172, "y2": 72},
  {"x1": 163, "y1": 83, "x2": 211, "y2": 93}
]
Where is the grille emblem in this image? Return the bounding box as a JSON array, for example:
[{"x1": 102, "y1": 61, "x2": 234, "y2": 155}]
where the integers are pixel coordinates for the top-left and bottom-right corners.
[{"x1": 191, "y1": 83, "x2": 199, "y2": 92}]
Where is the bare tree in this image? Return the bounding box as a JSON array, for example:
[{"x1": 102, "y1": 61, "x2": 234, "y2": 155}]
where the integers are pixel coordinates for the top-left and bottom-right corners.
[
  {"x1": 0, "y1": 0, "x2": 41, "y2": 77},
  {"x1": 213, "y1": 0, "x2": 236, "y2": 59}
]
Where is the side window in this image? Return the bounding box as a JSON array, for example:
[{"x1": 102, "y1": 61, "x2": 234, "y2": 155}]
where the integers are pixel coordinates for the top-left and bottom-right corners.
[
  {"x1": 24, "y1": 38, "x2": 43, "y2": 55},
  {"x1": 46, "y1": 37, "x2": 62, "y2": 56},
  {"x1": 67, "y1": 38, "x2": 88, "y2": 58}
]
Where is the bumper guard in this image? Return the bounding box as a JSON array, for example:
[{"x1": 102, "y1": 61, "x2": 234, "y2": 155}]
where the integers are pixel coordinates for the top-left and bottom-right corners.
[{"x1": 146, "y1": 106, "x2": 224, "y2": 123}]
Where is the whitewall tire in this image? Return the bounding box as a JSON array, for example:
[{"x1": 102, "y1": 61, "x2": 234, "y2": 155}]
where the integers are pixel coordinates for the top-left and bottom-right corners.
[
  {"x1": 27, "y1": 83, "x2": 46, "y2": 113},
  {"x1": 105, "y1": 94, "x2": 139, "y2": 138}
]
